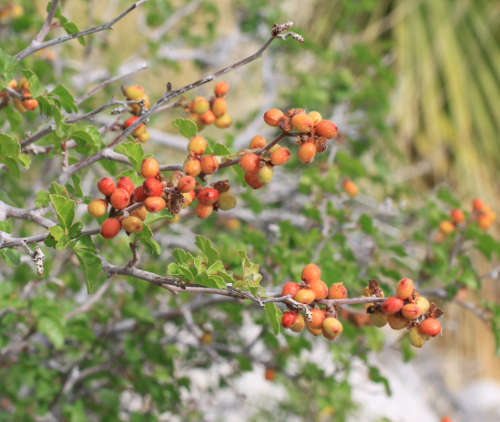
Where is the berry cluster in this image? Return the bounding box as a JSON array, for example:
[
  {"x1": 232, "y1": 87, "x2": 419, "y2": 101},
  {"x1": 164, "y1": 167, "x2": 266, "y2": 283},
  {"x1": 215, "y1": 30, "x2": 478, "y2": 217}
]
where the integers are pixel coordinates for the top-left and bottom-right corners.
[
  {"x1": 187, "y1": 81, "x2": 232, "y2": 130},
  {"x1": 367, "y1": 278, "x2": 443, "y2": 348},
  {"x1": 439, "y1": 198, "x2": 496, "y2": 237},
  {"x1": 122, "y1": 85, "x2": 151, "y2": 115},
  {"x1": 263, "y1": 108, "x2": 338, "y2": 164},
  {"x1": 0, "y1": 78, "x2": 38, "y2": 112}
]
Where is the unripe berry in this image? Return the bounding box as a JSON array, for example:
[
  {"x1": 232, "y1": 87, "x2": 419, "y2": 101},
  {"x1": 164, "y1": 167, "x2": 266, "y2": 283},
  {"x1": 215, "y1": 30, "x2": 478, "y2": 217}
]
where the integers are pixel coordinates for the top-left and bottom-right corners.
[
  {"x1": 122, "y1": 216, "x2": 143, "y2": 233},
  {"x1": 328, "y1": 282, "x2": 348, "y2": 300},
  {"x1": 131, "y1": 205, "x2": 147, "y2": 220},
  {"x1": 244, "y1": 172, "x2": 264, "y2": 189},
  {"x1": 419, "y1": 317, "x2": 441, "y2": 337},
  {"x1": 195, "y1": 203, "x2": 213, "y2": 219},
  {"x1": 211, "y1": 97, "x2": 227, "y2": 117},
  {"x1": 343, "y1": 180, "x2": 358, "y2": 197},
  {"x1": 439, "y1": 220, "x2": 455, "y2": 235},
  {"x1": 239, "y1": 153, "x2": 260, "y2": 173},
  {"x1": 200, "y1": 110, "x2": 216, "y2": 125},
  {"x1": 217, "y1": 191, "x2": 237, "y2": 210},
  {"x1": 396, "y1": 278, "x2": 414, "y2": 300},
  {"x1": 281, "y1": 282, "x2": 301, "y2": 297},
  {"x1": 291, "y1": 313, "x2": 305, "y2": 332},
  {"x1": 177, "y1": 176, "x2": 196, "y2": 193},
  {"x1": 189, "y1": 113, "x2": 204, "y2": 130},
  {"x1": 281, "y1": 311, "x2": 298, "y2": 328},
  {"x1": 408, "y1": 327, "x2": 426, "y2": 348},
  {"x1": 184, "y1": 157, "x2": 202, "y2": 177},
  {"x1": 133, "y1": 186, "x2": 147, "y2": 202},
  {"x1": 214, "y1": 81, "x2": 230, "y2": 97},
  {"x1": 477, "y1": 213, "x2": 492, "y2": 230},
  {"x1": 192, "y1": 96, "x2": 210, "y2": 114},
  {"x1": 13, "y1": 97, "x2": 27, "y2": 113},
  {"x1": 472, "y1": 198, "x2": 484, "y2": 212},
  {"x1": 101, "y1": 218, "x2": 121, "y2": 239},
  {"x1": 144, "y1": 196, "x2": 166, "y2": 213},
  {"x1": 98, "y1": 177, "x2": 116, "y2": 196},
  {"x1": 315, "y1": 120, "x2": 338, "y2": 138},
  {"x1": 197, "y1": 188, "x2": 219, "y2": 205},
  {"x1": 381, "y1": 296, "x2": 404, "y2": 315},
  {"x1": 416, "y1": 296, "x2": 430, "y2": 315},
  {"x1": 117, "y1": 176, "x2": 134, "y2": 194},
  {"x1": 263, "y1": 109, "x2": 284, "y2": 126},
  {"x1": 450, "y1": 209, "x2": 465, "y2": 224},
  {"x1": 401, "y1": 303, "x2": 421, "y2": 320},
  {"x1": 137, "y1": 131, "x2": 149, "y2": 143},
  {"x1": 249, "y1": 135, "x2": 266, "y2": 149},
  {"x1": 309, "y1": 280, "x2": 328, "y2": 300},
  {"x1": 387, "y1": 313, "x2": 408, "y2": 330},
  {"x1": 322, "y1": 317, "x2": 343, "y2": 340},
  {"x1": 264, "y1": 367, "x2": 275, "y2": 382},
  {"x1": 183, "y1": 190, "x2": 196, "y2": 207},
  {"x1": 141, "y1": 158, "x2": 160, "y2": 178},
  {"x1": 200, "y1": 154, "x2": 218, "y2": 174},
  {"x1": 306, "y1": 324, "x2": 323, "y2": 336},
  {"x1": 308, "y1": 309, "x2": 326, "y2": 329},
  {"x1": 123, "y1": 85, "x2": 145, "y2": 101},
  {"x1": 110, "y1": 188, "x2": 130, "y2": 210},
  {"x1": 297, "y1": 142, "x2": 316, "y2": 164},
  {"x1": 88, "y1": 199, "x2": 108, "y2": 218},
  {"x1": 257, "y1": 165, "x2": 273, "y2": 185},
  {"x1": 143, "y1": 177, "x2": 163, "y2": 197},
  {"x1": 291, "y1": 113, "x2": 314, "y2": 133},
  {"x1": 302, "y1": 263, "x2": 321, "y2": 283},
  {"x1": 369, "y1": 312, "x2": 387, "y2": 327},
  {"x1": 188, "y1": 135, "x2": 207, "y2": 155},
  {"x1": 308, "y1": 111, "x2": 322, "y2": 126},
  {"x1": 22, "y1": 98, "x2": 38, "y2": 111},
  {"x1": 214, "y1": 113, "x2": 232, "y2": 128},
  {"x1": 294, "y1": 288, "x2": 316, "y2": 305},
  {"x1": 270, "y1": 147, "x2": 290, "y2": 166}
]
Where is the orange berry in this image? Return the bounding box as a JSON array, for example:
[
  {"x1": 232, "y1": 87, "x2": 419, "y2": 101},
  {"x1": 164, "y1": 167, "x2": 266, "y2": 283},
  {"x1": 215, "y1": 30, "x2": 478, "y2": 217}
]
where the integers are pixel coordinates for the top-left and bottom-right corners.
[
  {"x1": 143, "y1": 178, "x2": 163, "y2": 197},
  {"x1": 239, "y1": 153, "x2": 260, "y2": 173},
  {"x1": 244, "y1": 172, "x2": 263, "y2": 189},
  {"x1": 419, "y1": 317, "x2": 441, "y2": 337},
  {"x1": 200, "y1": 154, "x2": 218, "y2": 174},
  {"x1": 343, "y1": 180, "x2": 358, "y2": 197},
  {"x1": 294, "y1": 288, "x2": 316, "y2": 305},
  {"x1": 322, "y1": 317, "x2": 343, "y2": 340},
  {"x1": 450, "y1": 209, "x2": 465, "y2": 224},
  {"x1": 141, "y1": 158, "x2": 160, "y2": 179},
  {"x1": 307, "y1": 324, "x2": 323, "y2": 336},
  {"x1": 214, "y1": 81, "x2": 230, "y2": 97},
  {"x1": 122, "y1": 216, "x2": 143, "y2": 233},
  {"x1": 87, "y1": 199, "x2": 108, "y2": 218},
  {"x1": 291, "y1": 313, "x2": 305, "y2": 332},
  {"x1": 117, "y1": 176, "x2": 134, "y2": 194},
  {"x1": 477, "y1": 213, "x2": 492, "y2": 230},
  {"x1": 315, "y1": 120, "x2": 338, "y2": 138},
  {"x1": 195, "y1": 203, "x2": 213, "y2": 219},
  {"x1": 472, "y1": 198, "x2": 484, "y2": 212},
  {"x1": 281, "y1": 311, "x2": 298, "y2": 328},
  {"x1": 263, "y1": 109, "x2": 284, "y2": 127},
  {"x1": 109, "y1": 188, "x2": 130, "y2": 210},
  {"x1": 131, "y1": 205, "x2": 147, "y2": 220},
  {"x1": 301, "y1": 263, "x2": 321, "y2": 283},
  {"x1": 22, "y1": 98, "x2": 38, "y2": 110},
  {"x1": 328, "y1": 283, "x2": 348, "y2": 300},
  {"x1": 211, "y1": 97, "x2": 227, "y2": 117},
  {"x1": 101, "y1": 218, "x2": 121, "y2": 239},
  {"x1": 200, "y1": 110, "x2": 216, "y2": 125},
  {"x1": 188, "y1": 135, "x2": 207, "y2": 155},
  {"x1": 297, "y1": 142, "x2": 316, "y2": 163},
  {"x1": 184, "y1": 157, "x2": 202, "y2": 177},
  {"x1": 387, "y1": 313, "x2": 408, "y2": 330},
  {"x1": 441, "y1": 417, "x2": 452, "y2": 422},
  {"x1": 270, "y1": 147, "x2": 290, "y2": 166},
  {"x1": 144, "y1": 196, "x2": 166, "y2": 213},
  {"x1": 97, "y1": 177, "x2": 116, "y2": 196},
  {"x1": 281, "y1": 282, "x2": 301, "y2": 297},
  {"x1": 309, "y1": 280, "x2": 328, "y2": 300},
  {"x1": 381, "y1": 296, "x2": 404, "y2": 315},
  {"x1": 197, "y1": 187, "x2": 219, "y2": 205},
  {"x1": 123, "y1": 85, "x2": 145, "y2": 101},
  {"x1": 396, "y1": 278, "x2": 414, "y2": 300},
  {"x1": 401, "y1": 303, "x2": 421, "y2": 320},
  {"x1": 308, "y1": 309, "x2": 326, "y2": 329},
  {"x1": 249, "y1": 135, "x2": 266, "y2": 149},
  {"x1": 177, "y1": 176, "x2": 196, "y2": 193},
  {"x1": 291, "y1": 113, "x2": 314, "y2": 133},
  {"x1": 192, "y1": 96, "x2": 210, "y2": 114},
  {"x1": 439, "y1": 220, "x2": 455, "y2": 235}
]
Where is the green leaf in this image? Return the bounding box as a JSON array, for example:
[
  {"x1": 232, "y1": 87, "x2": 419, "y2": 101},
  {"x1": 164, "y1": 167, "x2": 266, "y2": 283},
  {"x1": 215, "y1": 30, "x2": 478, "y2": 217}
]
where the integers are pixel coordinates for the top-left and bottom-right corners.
[
  {"x1": 62, "y1": 22, "x2": 84, "y2": 46},
  {"x1": 368, "y1": 366, "x2": 391, "y2": 396},
  {"x1": 359, "y1": 214, "x2": 374, "y2": 234},
  {"x1": 195, "y1": 235, "x2": 219, "y2": 264},
  {"x1": 74, "y1": 249, "x2": 103, "y2": 294},
  {"x1": 51, "y1": 85, "x2": 78, "y2": 113},
  {"x1": 37, "y1": 317, "x2": 65, "y2": 349},
  {"x1": 135, "y1": 225, "x2": 160, "y2": 255},
  {"x1": 0, "y1": 49, "x2": 20, "y2": 86},
  {"x1": 115, "y1": 141, "x2": 144, "y2": 171},
  {"x1": 264, "y1": 303, "x2": 281, "y2": 335},
  {"x1": 49, "y1": 225, "x2": 65, "y2": 241},
  {"x1": 172, "y1": 249, "x2": 193, "y2": 265},
  {"x1": 437, "y1": 188, "x2": 460, "y2": 207},
  {"x1": 213, "y1": 143, "x2": 231, "y2": 156},
  {"x1": 49, "y1": 194, "x2": 75, "y2": 230},
  {"x1": 0, "y1": 133, "x2": 20, "y2": 157},
  {"x1": 21, "y1": 69, "x2": 43, "y2": 97},
  {"x1": 172, "y1": 118, "x2": 197, "y2": 139}
]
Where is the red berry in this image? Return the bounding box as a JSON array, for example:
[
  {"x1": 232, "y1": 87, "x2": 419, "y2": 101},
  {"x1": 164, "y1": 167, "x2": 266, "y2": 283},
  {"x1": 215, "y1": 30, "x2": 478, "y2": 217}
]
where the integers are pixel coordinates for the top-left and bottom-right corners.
[
  {"x1": 133, "y1": 186, "x2": 147, "y2": 202},
  {"x1": 281, "y1": 311, "x2": 298, "y2": 328},
  {"x1": 109, "y1": 188, "x2": 130, "y2": 210},
  {"x1": 396, "y1": 278, "x2": 414, "y2": 300},
  {"x1": 97, "y1": 177, "x2": 116, "y2": 196},
  {"x1": 472, "y1": 198, "x2": 484, "y2": 212},
  {"x1": 117, "y1": 176, "x2": 134, "y2": 194},
  {"x1": 249, "y1": 135, "x2": 266, "y2": 149},
  {"x1": 401, "y1": 303, "x2": 421, "y2": 320},
  {"x1": 214, "y1": 81, "x2": 230, "y2": 97},
  {"x1": 101, "y1": 218, "x2": 121, "y2": 239},
  {"x1": 143, "y1": 178, "x2": 163, "y2": 197},
  {"x1": 419, "y1": 318, "x2": 441, "y2": 337},
  {"x1": 144, "y1": 196, "x2": 166, "y2": 213},
  {"x1": 343, "y1": 180, "x2": 358, "y2": 197},
  {"x1": 141, "y1": 158, "x2": 160, "y2": 178},
  {"x1": 381, "y1": 296, "x2": 404, "y2": 315},
  {"x1": 322, "y1": 317, "x2": 343, "y2": 340},
  {"x1": 309, "y1": 280, "x2": 328, "y2": 300},
  {"x1": 239, "y1": 153, "x2": 260, "y2": 173},
  {"x1": 122, "y1": 216, "x2": 143, "y2": 233},
  {"x1": 197, "y1": 188, "x2": 219, "y2": 205},
  {"x1": 200, "y1": 110, "x2": 216, "y2": 125},
  {"x1": 281, "y1": 282, "x2": 300, "y2": 297},
  {"x1": 177, "y1": 176, "x2": 196, "y2": 193},
  {"x1": 195, "y1": 203, "x2": 213, "y2": 219},
  {"x1": 244, "y1": 172, "x2": 264, "y2": 189},
  {"x1": 301, "y1": 263, "x2": 321, "y2": 283},
  {"x1": 450, "y1": 209, "x2": 465, "y2": 224}
]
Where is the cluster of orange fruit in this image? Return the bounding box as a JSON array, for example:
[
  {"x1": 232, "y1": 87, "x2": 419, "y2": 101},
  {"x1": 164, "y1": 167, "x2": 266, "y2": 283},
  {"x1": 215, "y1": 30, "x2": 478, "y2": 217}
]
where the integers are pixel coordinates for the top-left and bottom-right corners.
[
  {"x1": 0, "y1": 78, "x2": 38, "y2": 112},
  {"x1": 187, "y1": 81, "x2": 232, "y2": 130},
  {"x1": 439, "y1": 198, "x2": 496, "y2": 237}
]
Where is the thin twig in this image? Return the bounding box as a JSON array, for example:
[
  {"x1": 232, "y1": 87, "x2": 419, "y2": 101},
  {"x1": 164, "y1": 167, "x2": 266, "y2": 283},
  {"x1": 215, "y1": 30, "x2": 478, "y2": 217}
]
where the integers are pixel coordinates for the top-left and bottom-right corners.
[{"x1": 34, "y1": 0, "x2": 59, "y2": 44}]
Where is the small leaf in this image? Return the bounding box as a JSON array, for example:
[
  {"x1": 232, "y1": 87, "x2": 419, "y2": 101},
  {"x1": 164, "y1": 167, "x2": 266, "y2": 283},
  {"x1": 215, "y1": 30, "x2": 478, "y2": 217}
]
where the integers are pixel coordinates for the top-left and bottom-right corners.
[
  {"x1": 115, "y1": 141, "x2": 144, "y2": 171},
  {"x1": 37, "y1": 317, "x2": 64, "y2": 349},
  {"x1": 264, "y1": 303, "x2": 281, "y2": 335},
  {"x1": 213, "y1": 143, "x2": 231, "y2": 156},
  {"x1": 49, "y1": 194, "x2": 75, "y2": 230},
  {"x1": 74, "y1": 249, "x2": 103, "y2": 294},
  {"x1": 51, "y1": 85, "x2": 78, "y2": 113},
  {"x1": 172, "y1": 118, "x2": 197, "y2": 139},
  {"x1": 195, "y1": 235, "x2": 219, "y2": 264},
  {"x1": 49, "y1": 225, "x2": 65, "y2": 241}
]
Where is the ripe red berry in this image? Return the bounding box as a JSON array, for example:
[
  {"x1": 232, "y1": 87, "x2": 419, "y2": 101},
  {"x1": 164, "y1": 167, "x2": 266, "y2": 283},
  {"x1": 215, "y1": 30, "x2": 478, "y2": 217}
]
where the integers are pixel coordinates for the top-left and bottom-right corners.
[
  {"x1": 270, "y1": 147, "x2": 290, "y2": 166},
  {"x1": 263, "y1": 108, "x2": 284, "y2": 126},
  {"x1": 101, "y1": 218, "x2": 121, "y2": 239},
  {"x1": 315, "y1": 120, "x2": 338, "y2": 138},
  {"x1": 381, "y1": 296, "x2": 404, "y2": 315},
  {"x1": 184, "y1": 157, "x2": 202, "y2": 177},
  {"x1": 144, "y1": 196, "x2": 166, "y2": 213},
  {"x1": 88, "y1": 199, "x2": 108, "y2": 218},
  {"x1": 133, "y1": 186, "x2": 147, "y2": 202},
  {"x1": 188, "y1": 135, "x2": 207, "y2": 155},
  {"x1": 249, "y1": 135, "x2": 266, "y2": 149},
  {"x1": 328, "y1": 282, "x2": 348, "y2": 300},
  {"x1": 298, "y1": 142, "x2": 317, "y2": 163},
  {"x1": 141, "y1": 158, "x2": 160, "y2": 178},
  {"x1": 195, "y1": 203, "x2": 213, "y2": 219},
  {"x1": 419, "y1": 317, "x2": 441, "y2": 337},
  {"x1": 109, "y1": 188, "x2": 130, "y2": 210},
  {"x1": 200, "y1": 155, "x2": 218, "y2": 174},
  {"x1": 472, "y1": 198, "x2": 484, "y2": 212},
  {"x1": 97, "y1": 177, "x2": 116, "y2": 196},
  {"x1": 264, "y1": 367, "x2": 275, "y2": 382},
  {"x1": 281, "y1": 311, "x2": 298, "y2": 328},
  {"x1": 396, "y1": 278, "x2": 414, "y2": 300},
  {"x1": 177, "y1": 176, "x2": 196, "y2": 193},
  {"x1": 117, "y1": 176, "x2": 134, "y2": 194},
  {"x1": 239, "y1": 153, "x2": 260, "y2": 173},
  {"x1": 197, "y1": 188, "x2": 219, "y2": 205},
  {"x1": 450, "y1": 209, "x2": 465, "y2": 224},
  {"x1": 281, "y1": 282, "x2": 301, "y2": 297},
  {"x1": 214, "y1": 81, "x2": 230, "y2": 97},
  {"x1": 200, "y1": 110, "x2": 216, "y2": 125},
  {"x1": 301, "y1": 263, "x2": 321, "y2": 283},
  {"x1": 143, "y1": 178, "x2": 163, "y2": 197},
  {"x1": 244, "y1": 172, "x2": 264, "y2": 189}
]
